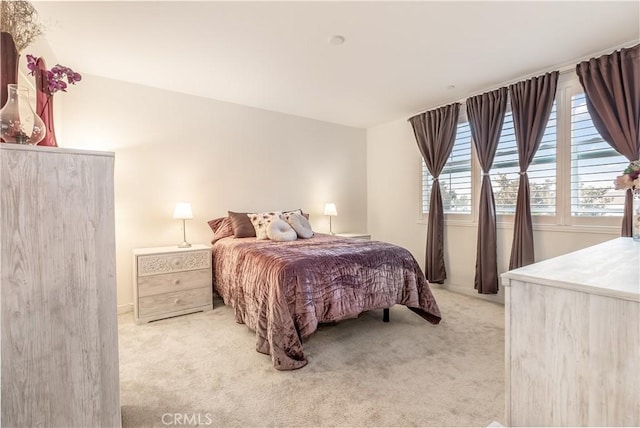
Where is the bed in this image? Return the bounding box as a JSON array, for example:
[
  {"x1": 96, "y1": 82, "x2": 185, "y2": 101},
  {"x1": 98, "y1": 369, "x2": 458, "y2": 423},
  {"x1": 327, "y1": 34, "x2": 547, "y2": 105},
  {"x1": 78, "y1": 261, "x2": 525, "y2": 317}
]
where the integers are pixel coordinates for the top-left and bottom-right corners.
[{"x1": 210, "y1": 220, "x2": 441, "y2": 370}]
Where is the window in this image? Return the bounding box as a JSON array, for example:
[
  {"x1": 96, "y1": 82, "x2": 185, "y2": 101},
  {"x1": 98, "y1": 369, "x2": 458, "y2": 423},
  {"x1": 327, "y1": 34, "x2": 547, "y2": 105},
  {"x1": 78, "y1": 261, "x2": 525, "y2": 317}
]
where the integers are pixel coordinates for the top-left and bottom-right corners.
[
  {"x1": 491, "y1": 103, "x2": 557, "y2": 216},
  {"x1": 421, "y1": 120, "x2": 472, "y2": 215},
  {"x1": 417, "y1": 72, "x2": 628, "y2": 230},
  {"x1": 570, "y1": 93, "x2": 628, "y2": 217}
]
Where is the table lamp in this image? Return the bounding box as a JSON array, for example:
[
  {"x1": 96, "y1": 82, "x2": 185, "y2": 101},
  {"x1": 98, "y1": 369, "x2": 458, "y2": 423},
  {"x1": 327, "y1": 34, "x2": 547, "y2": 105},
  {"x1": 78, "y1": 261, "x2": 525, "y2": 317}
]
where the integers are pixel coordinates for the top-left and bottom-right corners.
[
  {"x1": 324, "y1": 202, "x2": 337, "y2": 235},
  {"x1": 173, "y1": 202, "x2": 193, "y2": 248}
]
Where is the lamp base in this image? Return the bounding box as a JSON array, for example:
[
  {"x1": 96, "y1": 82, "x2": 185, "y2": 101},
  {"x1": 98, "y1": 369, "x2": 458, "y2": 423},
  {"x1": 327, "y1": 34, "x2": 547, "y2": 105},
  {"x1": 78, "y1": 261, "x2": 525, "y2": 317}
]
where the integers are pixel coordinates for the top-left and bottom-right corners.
[{"x1": 177, "y1": 218, "x2": 191, "y2": 248}]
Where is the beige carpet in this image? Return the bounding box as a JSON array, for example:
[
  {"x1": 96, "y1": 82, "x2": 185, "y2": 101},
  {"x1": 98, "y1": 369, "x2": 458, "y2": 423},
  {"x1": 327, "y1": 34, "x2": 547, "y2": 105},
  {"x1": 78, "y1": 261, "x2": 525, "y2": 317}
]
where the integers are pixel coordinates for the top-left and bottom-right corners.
[{"x1": 118, "y1": 287, "x2": 505, "y2": 427}]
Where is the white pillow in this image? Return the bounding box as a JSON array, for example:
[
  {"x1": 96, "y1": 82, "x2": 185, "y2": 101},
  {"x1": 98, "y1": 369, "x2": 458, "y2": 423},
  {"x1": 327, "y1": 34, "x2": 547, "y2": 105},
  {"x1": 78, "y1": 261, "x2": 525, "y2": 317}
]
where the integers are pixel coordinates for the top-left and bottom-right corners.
[
  {"x1": 267, "y1": 219, "x2": 297, "y2": 242},
  {"x1": 248, "y1": 211, "x2": 282, "y2": 240},
  {"x1": 286, "y1": 212, "x2": 314, "y2": 239}
]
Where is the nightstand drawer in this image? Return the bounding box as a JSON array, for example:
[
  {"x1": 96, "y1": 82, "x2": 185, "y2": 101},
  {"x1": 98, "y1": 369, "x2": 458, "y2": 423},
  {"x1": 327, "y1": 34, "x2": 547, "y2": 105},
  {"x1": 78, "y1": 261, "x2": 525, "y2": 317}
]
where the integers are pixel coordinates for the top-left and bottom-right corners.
[
  {"x1": 137, "y1": 249, "x2": 210, "y2": 277},
  {"x1": 133, "y1": 244, "x2": 213, "y2": 324},
  {"x1": 137, "y1": 269, "x2": 211, "y2": 298},
  {"x1": 138, "y1": 287, "x2": 212, "y2": 318}
]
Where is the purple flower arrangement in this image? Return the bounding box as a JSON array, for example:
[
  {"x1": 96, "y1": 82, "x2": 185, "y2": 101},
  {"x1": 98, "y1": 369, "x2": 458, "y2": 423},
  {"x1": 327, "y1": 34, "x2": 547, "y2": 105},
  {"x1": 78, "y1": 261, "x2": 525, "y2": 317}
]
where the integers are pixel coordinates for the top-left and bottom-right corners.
[{"x1": 26, "y1": 54, "x2": 81, "y2": 94}]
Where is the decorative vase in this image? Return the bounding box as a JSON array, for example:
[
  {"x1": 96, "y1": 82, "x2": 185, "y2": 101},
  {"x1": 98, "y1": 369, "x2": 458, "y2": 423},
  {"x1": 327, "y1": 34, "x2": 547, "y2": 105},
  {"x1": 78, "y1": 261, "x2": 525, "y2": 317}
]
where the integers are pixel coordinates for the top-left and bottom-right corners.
[
  {"x1": 34, "y1": 57, "x2": 58, "y2": 147},
  {"x1": 633, "y1": 189, "x2": 640, "y2": 242},
  {"x1": 0, "y1": 84, "x2": 46, "y2": 145},
  {"x1": 0, "y1": 32, "x2": 20, "y2": 139}
]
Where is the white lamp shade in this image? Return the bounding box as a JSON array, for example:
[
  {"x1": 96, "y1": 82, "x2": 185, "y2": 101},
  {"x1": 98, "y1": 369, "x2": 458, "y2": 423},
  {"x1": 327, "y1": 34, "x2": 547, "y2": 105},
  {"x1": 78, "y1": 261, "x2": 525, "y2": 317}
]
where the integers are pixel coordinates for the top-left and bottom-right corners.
[
  {"x1": 324, "y1": 203, "x2": 338, "y2": 216},
  {"x1": 173, "y1": 202, "x2": 193, "y2": 219}
]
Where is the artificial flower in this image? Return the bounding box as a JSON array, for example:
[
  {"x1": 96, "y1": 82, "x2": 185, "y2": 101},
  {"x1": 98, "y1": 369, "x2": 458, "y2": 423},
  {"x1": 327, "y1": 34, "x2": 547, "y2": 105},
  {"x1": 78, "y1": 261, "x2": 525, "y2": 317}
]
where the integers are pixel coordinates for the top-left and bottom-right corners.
[
  {"x1": 614, "y1": 159, "x2": 640, "y2": 190},
  {"x1": 26, "y1": 54, "x2": 82, "y2": 95}
]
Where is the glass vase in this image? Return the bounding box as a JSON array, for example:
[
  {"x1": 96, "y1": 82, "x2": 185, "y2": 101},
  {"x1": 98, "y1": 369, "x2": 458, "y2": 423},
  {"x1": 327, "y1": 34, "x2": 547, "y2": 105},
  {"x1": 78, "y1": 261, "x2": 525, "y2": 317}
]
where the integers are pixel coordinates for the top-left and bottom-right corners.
[
  {"x1": 633, "y1": 189, "x2": 640, "y2": 242},
  {"x1": 0, "y1": 84, "x2": 46, "y2": 145}
]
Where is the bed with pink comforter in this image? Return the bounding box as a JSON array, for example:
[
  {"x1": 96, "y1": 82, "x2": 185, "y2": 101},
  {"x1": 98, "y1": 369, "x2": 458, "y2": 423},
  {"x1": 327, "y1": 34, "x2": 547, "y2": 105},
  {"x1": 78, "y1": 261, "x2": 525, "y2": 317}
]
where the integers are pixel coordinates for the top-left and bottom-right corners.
[{"x1": 212, "y1": 233, "x2": 441, "y2": 370}]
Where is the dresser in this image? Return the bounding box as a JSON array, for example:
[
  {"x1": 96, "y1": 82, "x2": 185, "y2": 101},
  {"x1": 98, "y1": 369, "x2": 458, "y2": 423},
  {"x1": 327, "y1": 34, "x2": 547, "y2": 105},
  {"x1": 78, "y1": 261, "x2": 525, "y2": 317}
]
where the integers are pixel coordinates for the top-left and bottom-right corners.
[
  {"x1": 501, "y1": 238, "x2": 639, "y2": 427},
  {"x1": 0, "y1": 145, "x2": 121, "y2": 427},
  {"x1": 133, "y1": 244, "x2": 213, "y2": 324}
]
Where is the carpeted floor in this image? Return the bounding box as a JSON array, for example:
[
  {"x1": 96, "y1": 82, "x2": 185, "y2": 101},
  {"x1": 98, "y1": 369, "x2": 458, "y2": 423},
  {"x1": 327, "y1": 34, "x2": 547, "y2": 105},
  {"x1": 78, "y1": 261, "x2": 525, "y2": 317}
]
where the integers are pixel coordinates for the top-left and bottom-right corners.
[{"x1": 118, "y1": 287, "x2": 505, "y2": 427}]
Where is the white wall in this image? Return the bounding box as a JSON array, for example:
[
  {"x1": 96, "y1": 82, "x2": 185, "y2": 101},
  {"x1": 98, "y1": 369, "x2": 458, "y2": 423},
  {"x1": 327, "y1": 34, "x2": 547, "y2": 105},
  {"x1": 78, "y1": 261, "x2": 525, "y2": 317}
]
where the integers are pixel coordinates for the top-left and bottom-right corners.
[
  {"x1": 27, "y1": 35, "x2": 621, "y2": 309},
  {"x1": 366, "y1": 117, "x2": 618, "y2": 301},
  {"x1": 58, "y1": 75, "x2": 366, "y2": 311}
]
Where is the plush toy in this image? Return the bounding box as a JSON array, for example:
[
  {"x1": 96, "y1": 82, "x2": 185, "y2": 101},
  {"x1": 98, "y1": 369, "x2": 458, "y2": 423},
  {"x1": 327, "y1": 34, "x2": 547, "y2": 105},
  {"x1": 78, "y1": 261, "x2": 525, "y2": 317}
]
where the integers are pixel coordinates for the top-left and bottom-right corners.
[
  {"x1": 286, "y1": 213, "x2": 314, "y2": 239},
  {"x1": 267, "y1": 219, "x2": 297, "y2": 242}
]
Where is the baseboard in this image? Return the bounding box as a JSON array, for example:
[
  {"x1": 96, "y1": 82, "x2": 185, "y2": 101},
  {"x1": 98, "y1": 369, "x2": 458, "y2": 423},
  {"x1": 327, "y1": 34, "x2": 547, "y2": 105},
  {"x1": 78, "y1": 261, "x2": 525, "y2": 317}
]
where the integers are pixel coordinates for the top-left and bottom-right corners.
[
  {"x1": 117, "y1": 303, "x2": 133, "y2": 314},
  {"x1": 432, "y1": 282, "x2": 505, "y2": 305}
]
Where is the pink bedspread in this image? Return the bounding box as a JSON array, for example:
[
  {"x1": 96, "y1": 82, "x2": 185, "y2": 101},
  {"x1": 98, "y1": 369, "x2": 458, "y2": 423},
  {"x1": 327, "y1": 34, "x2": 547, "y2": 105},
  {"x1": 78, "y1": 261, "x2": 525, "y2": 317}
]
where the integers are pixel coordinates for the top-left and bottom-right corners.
[{"x1": 212, "y1": 234, "x2": 441, "y2": 370}]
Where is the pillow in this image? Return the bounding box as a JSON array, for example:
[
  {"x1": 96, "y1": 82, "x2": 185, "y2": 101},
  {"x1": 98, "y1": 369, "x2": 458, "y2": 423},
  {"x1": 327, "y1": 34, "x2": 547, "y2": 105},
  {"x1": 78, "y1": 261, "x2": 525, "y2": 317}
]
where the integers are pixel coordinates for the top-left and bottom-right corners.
[
  {"x1": 228, "y1": 211, "x2": 256, "y2": 238},
  {"x1": 207, "y1": 216, "x2": 234, "y2": 244},
  {"x1": 267, "y1": 219, "x2": 297, "y2": 242},
  {"x1": 207, "y1": 217, "x2": 226, "y2": 233},
  {"x1": 286, "y1": 212, "x2": 314, "y2": 239},
  {"x1": 283, "y1": 209, "x2": 310, "y2": 220},
  {"x1": 248, "y1": 211, "x2": 282, "y2": 240},
  {"x1": 282, "y1": 209, "x2": 302, "y2": 219}
]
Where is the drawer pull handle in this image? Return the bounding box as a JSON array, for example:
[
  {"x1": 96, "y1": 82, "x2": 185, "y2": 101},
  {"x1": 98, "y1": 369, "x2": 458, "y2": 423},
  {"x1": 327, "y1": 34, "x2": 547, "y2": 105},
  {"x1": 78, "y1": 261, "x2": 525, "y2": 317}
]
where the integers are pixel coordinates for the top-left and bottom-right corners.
[
  {"x1": 173, "y1": 279, "x2": 180, "y2": 285},
  {"x1": 174, "y1": 298, "x2": 181, "y2": 304}
]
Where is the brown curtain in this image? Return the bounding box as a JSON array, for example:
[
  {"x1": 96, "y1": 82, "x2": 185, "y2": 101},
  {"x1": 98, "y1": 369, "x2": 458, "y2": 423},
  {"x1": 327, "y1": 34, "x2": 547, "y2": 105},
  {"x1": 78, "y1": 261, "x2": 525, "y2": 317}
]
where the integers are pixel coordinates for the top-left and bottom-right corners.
[
  {"x1": 576, "y1": 44, "x2": 640, "y2": 236},
  {"x1": 409, "y1": 103, "x2": 460, "y2": 283},
  {"x1": 466, "y1": 88, "x2": 508, "y2": 293},
  {"x1": 508, "y1": 71, "x2": 559, "y2": 270}
]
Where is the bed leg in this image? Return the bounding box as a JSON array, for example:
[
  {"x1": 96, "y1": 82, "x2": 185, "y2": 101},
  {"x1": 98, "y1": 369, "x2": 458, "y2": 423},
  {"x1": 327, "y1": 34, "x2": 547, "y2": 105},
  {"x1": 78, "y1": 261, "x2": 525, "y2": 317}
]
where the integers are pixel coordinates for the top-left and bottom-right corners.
[
  {"x1": 383, "y1": 308, "x2": 389, "y2": 323},
  {"x1": 295, "y1": 325, "x2": 302, "y2": 342}
]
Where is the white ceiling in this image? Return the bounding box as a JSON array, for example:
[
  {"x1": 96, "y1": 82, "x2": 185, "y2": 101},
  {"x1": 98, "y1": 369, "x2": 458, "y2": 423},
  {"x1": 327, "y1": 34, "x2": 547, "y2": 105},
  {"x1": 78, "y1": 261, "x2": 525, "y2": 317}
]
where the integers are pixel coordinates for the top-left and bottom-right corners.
[{"x1": 32, "y1": 1, "x2": 640, "y2": 128}]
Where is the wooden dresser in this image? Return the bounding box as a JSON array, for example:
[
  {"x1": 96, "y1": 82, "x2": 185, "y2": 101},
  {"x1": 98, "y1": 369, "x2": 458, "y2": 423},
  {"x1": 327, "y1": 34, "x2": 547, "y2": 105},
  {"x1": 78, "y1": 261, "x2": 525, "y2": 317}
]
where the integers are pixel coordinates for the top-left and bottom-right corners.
[
  {"x1": 133, "y1": 244, "x2": 213, "y2": 324},
  {"x1": 501, "y1": 237, "x2": 639, "y2": 427},
  {"x1": 0, "y1": 145, "x2": 121, "y2": 427}
]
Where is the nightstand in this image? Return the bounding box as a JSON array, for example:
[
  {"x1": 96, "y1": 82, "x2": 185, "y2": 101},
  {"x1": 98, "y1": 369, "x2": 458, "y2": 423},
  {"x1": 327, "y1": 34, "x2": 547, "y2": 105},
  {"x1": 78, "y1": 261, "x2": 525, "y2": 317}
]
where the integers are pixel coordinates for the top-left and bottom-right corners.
[
  {"x1": 133, "y1": 244, "x2": 213, "y2": 324},
  {"x1": 335, "y1": 233, "x2": 371, "y2": 240}
]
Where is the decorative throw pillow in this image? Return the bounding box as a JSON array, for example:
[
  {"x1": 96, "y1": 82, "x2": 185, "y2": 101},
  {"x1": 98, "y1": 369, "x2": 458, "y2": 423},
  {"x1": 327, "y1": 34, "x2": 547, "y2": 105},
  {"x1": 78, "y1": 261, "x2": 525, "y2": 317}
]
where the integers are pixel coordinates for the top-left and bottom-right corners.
[
  {"x1": 267, "y1": 219, "x2": 297, "y2": 242},
  {"x1": 207, "y1": 217, "x2": 226, "y2": 233},
  {"x1": 286, "y1": 212, "x2": 314, "y2": 239},
  {"x1": 282, "y1": 209, "x2": 303, "y2": 219},
  {"x1": 228, "y1": 211, "x2": 256, "y2": 238},
  {"x1": 283, "y1": 209, "x2": 310, "y2": 220},
  {"x1": 207, "y1": 216, "x2": 234, "y2": 244},
  {"x1": 248, "y1": 211, "x2": 282, "y2": 240}
]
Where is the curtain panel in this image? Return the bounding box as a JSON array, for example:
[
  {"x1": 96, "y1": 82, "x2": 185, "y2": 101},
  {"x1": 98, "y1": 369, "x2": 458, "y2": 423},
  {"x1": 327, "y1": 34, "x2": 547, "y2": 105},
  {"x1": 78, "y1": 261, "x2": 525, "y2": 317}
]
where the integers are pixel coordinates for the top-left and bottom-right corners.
[
  {"x1": 466, "y1": 88, "x2": 508, "y2": 293},
  {"x1": 576, "y1": 44, "x2": 640, "y2": 236},
  {"x1": 408, "y1": 103, "x2": 460, "y2": 283},
  {"x1": 508, "y1": 71, "x2": 559, "y2": 270}
]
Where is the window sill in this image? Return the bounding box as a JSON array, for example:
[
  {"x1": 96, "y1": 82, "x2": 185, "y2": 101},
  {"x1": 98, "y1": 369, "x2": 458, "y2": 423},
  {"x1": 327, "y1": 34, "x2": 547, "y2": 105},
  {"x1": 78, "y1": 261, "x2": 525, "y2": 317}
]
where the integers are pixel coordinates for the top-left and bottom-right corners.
[
  {"x1": 418, "y1": 215, "x2": 498, "y2": 228},
  {"x1": 417, "y1": 217, "x2": 621, "y2": 235}
]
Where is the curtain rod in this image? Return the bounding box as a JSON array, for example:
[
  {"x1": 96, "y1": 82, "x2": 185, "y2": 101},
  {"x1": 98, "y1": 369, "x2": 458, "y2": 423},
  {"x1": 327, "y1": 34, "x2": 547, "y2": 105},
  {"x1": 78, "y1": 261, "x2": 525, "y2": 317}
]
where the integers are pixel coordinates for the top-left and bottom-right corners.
[{"x1": 407, "y1": 39, "x2": 638, "y2": 118}]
